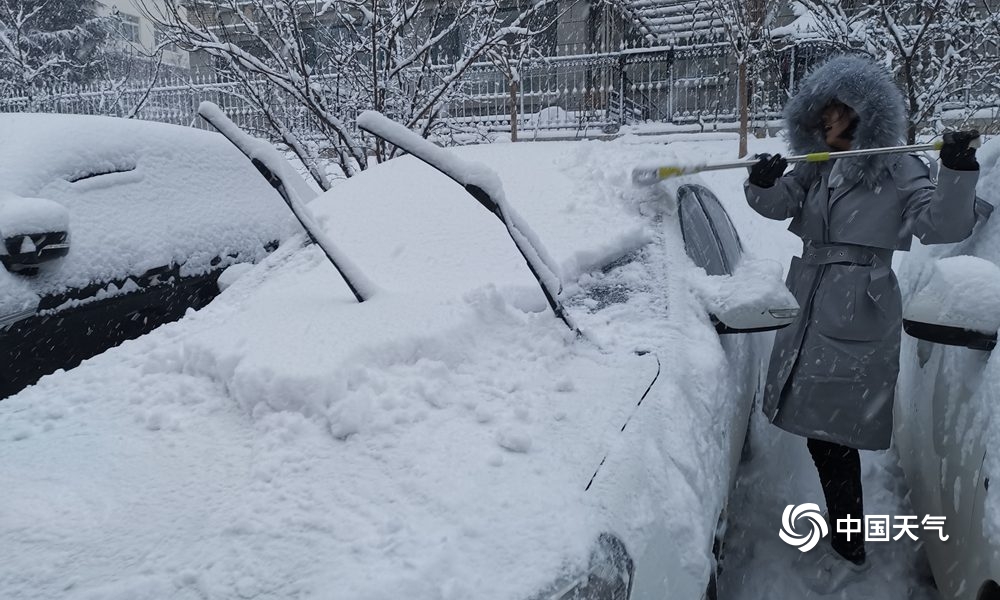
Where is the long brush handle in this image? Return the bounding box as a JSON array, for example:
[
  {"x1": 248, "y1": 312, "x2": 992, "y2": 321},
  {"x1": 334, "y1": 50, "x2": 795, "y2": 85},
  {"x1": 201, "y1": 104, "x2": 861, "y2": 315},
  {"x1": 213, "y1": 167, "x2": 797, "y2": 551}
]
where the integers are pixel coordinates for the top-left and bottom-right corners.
[{"x1": 631, "y1": 138, "x2": 980, "y2": 186}]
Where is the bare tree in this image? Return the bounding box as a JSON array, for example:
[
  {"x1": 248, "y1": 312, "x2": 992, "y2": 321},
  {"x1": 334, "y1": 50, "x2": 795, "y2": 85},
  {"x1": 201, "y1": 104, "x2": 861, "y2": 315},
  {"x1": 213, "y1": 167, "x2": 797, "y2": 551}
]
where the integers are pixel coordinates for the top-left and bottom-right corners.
[
  {"x1": 0, "y1": 0, "x2": 108, "y2": 104},
  {"x1": 694, "y1": 0, "x2": 776, "y2": 157},
  {"x1": 794, "y1": 0, "x2": 1000, "y2": 143},
  {"x1": 483, "y1": 16, "x2": 557, "y2": 142},
  {"x1": 139, "y1": 0, "x2": 560, "y2": 187}
]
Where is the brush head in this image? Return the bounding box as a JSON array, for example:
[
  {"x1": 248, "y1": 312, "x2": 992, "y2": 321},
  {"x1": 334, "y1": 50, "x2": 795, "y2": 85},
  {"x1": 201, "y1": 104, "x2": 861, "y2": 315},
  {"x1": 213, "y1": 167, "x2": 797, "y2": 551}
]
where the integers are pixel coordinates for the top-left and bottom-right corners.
[{"x1": 630, "y1": 166, "x2": 687, "y2": 186}]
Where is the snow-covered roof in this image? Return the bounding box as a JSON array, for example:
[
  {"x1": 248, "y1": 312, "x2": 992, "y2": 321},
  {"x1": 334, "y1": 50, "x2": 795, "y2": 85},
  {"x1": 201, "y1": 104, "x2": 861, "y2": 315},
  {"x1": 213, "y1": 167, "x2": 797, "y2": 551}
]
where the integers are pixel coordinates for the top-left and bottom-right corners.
[{"x1": 624, "y1": 0, "x2": 724, "y2": 45}]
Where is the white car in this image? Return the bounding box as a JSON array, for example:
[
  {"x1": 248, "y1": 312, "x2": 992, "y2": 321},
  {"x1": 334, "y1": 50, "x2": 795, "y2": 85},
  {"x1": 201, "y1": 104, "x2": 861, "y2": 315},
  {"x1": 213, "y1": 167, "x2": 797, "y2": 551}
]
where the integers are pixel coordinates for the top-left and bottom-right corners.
[
  {"x1": 896, "y1": 140, "x2": 1000, "y2": 600},
  {"x1": 0, "y1": 120, "x2": 796, "y2": 600},
  {"x1": 0, "y1": 114, "x2": 292, "y2": 399}
]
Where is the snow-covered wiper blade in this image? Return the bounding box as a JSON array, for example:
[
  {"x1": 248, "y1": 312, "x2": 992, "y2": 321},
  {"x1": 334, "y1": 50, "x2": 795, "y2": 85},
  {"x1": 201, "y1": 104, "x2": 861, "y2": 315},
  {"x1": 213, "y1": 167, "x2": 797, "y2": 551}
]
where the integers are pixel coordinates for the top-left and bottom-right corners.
[
  {"x1": 356, "y1": 112, "x2": 577, "y2": 333},
  {"x1": 198, "y1": 102, "x2": 377, "y2": 303}
]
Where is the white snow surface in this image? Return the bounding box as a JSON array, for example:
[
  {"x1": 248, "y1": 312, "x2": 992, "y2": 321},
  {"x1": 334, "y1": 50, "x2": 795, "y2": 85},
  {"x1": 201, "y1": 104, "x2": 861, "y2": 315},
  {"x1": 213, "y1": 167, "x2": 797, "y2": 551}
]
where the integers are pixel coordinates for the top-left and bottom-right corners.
[
  {"x1": 0, "y1": 137, "x2": 772, "y2": 599},
  {"x1": 904, "y1": 255, "x2": 1000, "y2": 334},
  {"x1": 0, "y1": 193, "x2": 69, "y2": 238},
  {"x1": 0, "y1": 114, "x2": 294, "y2": 297},
  {"x1": 692, "y1": 257, "x2": 796, "y2": 315},
  {"x1": 357, "y1": 111, "x2": 565, "y2": 300}
]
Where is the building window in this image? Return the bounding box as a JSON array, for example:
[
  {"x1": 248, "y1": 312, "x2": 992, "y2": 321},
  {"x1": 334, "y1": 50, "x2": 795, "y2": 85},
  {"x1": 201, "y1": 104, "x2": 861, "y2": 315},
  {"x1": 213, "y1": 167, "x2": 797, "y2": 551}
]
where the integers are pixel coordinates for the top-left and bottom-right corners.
[{"x1": 119, "y1": 13, "x2": 140, "y2": 43}]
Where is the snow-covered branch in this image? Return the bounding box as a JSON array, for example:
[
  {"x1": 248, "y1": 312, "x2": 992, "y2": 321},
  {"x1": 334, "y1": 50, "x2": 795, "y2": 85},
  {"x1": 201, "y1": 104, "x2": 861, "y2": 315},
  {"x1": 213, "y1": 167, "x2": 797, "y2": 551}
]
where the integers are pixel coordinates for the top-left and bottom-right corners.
[{"x1": 139, "y1": 0, "x2": 558, "y2": 180}]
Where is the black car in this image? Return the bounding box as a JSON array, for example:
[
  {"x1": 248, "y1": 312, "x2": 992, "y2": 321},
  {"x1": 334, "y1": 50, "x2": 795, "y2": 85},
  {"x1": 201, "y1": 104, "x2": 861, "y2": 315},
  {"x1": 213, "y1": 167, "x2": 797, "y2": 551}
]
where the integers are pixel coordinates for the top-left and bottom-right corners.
[{"x1": 0, "y1": 114, "x2": 293, "y2": 399}]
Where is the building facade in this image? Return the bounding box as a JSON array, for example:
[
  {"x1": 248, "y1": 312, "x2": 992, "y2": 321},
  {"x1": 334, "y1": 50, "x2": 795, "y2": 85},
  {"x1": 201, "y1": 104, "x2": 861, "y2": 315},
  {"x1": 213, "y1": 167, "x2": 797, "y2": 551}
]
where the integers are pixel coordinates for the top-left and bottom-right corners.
[{"x1": 97, "y1": 0, "x2": 191, "y2": 70}]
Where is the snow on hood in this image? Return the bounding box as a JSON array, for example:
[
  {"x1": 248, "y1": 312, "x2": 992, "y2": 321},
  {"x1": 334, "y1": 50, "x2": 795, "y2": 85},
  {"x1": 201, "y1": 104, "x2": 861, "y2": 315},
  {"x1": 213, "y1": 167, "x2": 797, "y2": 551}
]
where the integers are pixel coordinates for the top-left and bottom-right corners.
[
  {"x1": 0, "y1": 139, "x2": 743, "y2": 600},
  {"x1": 783, "y1": 54, "x2": 907, "y2": 188},
  {"x1": 0, "y1": 114, "x2": 294, "y2": 297}
]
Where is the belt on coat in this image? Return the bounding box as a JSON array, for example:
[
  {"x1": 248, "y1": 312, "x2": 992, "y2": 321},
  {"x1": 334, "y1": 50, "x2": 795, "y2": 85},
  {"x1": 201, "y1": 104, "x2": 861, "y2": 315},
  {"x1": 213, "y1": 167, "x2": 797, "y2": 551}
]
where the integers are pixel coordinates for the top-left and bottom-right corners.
[{"x1": 800, "y1": 244, "x2": 892, "y2": 267}]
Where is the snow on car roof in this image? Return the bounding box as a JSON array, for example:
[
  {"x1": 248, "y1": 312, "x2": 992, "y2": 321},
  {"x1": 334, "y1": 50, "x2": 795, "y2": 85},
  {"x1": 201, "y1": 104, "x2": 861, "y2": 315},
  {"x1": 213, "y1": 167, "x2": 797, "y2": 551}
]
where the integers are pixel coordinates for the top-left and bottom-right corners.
[
  {"x1": 0, "y1": 114, "x2": 294, "y2": 298},
  {"x1": 0, "y1": 138, "x2": 742, "y2": 599}
]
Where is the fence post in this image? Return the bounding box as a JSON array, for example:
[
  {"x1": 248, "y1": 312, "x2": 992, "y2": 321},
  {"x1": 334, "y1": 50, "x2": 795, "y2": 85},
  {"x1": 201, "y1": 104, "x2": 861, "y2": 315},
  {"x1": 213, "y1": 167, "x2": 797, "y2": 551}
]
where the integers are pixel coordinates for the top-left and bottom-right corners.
[
  {"x1": 667, "y1": 49, "x2": 674, "y2": 123},
  {"x1": 618, "y1": 53, "x2": 626, "y2": 127},
  {"x1": 790, "y1": 44, "x2": 796, "y2": 92}
]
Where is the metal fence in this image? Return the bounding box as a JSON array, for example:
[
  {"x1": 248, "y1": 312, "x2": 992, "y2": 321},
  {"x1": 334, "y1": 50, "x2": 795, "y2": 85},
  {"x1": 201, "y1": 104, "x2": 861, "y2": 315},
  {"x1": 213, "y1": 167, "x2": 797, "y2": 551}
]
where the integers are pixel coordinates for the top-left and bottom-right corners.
[
  {"x1": 0, "y1": 42, "x2": 857, "y2": 143},
  {"x1": 439, "y1": 41, "x2": 794, "y2": 138}
]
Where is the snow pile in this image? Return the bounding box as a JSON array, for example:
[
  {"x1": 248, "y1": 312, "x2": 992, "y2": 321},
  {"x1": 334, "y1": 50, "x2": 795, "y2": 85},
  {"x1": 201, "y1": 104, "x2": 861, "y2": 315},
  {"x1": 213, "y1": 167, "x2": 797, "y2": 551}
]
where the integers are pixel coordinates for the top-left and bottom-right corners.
[
  {"x1": 691, "y1": 257, "x2": 795, "y2": 315},
  {"x1": 357, "y1": 111, "x2": 564, "y2": 301},
  {"x1": 0, "y1": 113, "x2": 294, "y2": 298},
  {"x1": 0, "y1": 269, "x2": 647, "y2": 600},
  {"x1": 216, "y1": 262, "x2": 254, "y2": 292},
  {"x1": 904, "y1": 255, "x2": 1000, "y2": 333},
  {"x1": 526, "y1": 106, "x2": 569, "y2": 128},
  {"x1": 0, "y1": 193, "x2": 69, "y2": 238}
]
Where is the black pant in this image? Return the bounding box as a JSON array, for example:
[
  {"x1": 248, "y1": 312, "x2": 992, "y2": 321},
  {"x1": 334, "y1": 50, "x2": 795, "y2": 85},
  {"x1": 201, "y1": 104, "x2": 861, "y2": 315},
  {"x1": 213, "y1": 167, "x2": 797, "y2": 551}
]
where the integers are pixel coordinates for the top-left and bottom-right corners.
[{"x1": 807, "y1": 438, "x2": 866, "y2": 564}]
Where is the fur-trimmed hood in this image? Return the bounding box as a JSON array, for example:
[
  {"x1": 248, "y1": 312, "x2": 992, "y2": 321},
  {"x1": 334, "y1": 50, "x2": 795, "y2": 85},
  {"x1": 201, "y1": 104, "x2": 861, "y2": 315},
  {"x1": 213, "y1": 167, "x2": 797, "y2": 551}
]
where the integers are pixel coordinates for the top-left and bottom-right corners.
[{"x1": 784, "y1": 55, "x2": 907, "y2": 188}]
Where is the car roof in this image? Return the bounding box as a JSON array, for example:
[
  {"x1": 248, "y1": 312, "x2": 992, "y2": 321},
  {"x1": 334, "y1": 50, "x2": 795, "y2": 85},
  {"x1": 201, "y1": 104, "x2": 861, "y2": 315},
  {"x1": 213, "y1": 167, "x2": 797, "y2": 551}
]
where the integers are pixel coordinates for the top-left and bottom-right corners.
[{"x1": 0, "y1": 114, "x2": 294, "y2": 298}]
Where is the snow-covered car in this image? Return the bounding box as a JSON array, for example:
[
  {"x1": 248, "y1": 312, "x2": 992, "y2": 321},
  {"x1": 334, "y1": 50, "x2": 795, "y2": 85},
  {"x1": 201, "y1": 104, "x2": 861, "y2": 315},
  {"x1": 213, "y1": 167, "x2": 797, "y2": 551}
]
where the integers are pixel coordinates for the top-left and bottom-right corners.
[
  {"x1": 896, "y1": 139, "x2": 1000, "y2": 600},
  {"x1": 0, "y1": 114, "x2": 292, "y2": 399},
  {"x1": 0, "y1": 119, "x2": 798, "y2": 600}
]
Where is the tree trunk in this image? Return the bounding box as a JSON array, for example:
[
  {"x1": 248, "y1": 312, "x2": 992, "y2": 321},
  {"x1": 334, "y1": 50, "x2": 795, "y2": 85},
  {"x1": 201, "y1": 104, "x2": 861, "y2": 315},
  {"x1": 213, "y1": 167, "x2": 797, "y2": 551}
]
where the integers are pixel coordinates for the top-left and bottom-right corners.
[
  {"x1": 371, "y1": 0, "x2": 384, "y2": 163},
  {"x1": 510, "y1": 77, "x2": 519, "y2": 142},
  {"x1": 902, "y1": 59, "x2": 918, "y2": 145},
  {"x1": 738, "y1": 59, "x2": 749, "y2": 158}
]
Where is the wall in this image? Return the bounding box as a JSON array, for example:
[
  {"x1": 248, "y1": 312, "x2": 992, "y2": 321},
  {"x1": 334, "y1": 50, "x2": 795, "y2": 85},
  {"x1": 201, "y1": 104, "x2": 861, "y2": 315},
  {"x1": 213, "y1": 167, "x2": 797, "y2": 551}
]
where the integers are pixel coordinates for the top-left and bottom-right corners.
[{"x1": 96, "y1": 0, "x2": 190, "y2": 69}]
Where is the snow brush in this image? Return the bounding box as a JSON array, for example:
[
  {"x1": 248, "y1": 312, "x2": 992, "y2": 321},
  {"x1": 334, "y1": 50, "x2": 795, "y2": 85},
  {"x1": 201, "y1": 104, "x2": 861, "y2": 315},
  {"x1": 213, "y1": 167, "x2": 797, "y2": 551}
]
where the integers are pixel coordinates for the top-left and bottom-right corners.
[{"x1": 630, "y1": 136, "x2": 983, "y2": 186}]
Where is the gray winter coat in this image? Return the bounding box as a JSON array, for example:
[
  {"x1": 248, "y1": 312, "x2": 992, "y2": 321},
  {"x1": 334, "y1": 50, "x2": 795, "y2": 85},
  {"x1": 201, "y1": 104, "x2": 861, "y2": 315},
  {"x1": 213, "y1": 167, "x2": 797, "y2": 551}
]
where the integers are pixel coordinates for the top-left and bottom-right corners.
[{"x1": 745, "y1": 55, "x2": 979, "y2": 450}]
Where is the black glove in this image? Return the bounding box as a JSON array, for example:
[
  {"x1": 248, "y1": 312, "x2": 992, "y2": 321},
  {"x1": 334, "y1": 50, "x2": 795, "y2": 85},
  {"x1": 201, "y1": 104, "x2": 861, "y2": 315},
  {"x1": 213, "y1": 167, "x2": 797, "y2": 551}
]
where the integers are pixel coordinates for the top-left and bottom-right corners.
[
  {"x1": 940, "y1": 130, "x2": 980, "y2": 171},
  {"x1": 748, "y1": 153, "x2": 788, "y2": 188}
]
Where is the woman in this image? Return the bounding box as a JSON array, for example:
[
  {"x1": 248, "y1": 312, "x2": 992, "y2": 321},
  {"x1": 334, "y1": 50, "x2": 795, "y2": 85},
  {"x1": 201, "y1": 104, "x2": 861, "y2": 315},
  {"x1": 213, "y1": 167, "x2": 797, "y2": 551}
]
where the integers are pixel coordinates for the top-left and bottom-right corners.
[{"x1": 744, "y1": 55, "x2": 980, "y2": 591}]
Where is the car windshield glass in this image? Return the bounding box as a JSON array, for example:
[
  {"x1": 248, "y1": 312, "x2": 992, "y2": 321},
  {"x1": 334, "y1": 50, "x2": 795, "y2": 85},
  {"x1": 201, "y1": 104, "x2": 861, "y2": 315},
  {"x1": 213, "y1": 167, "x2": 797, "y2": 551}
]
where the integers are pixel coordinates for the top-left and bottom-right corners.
[
  {"x1": 694, "y1": 185, "x2": 743, "y2": 270},
  {"x1": 678, "y1": 185, "x2": 727, "y2": 276}
]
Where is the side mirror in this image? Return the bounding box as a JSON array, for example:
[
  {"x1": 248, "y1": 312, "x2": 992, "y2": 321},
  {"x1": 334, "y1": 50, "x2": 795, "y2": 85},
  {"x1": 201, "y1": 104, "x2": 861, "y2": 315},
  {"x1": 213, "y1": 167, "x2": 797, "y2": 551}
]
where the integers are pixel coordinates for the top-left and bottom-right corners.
[
  {"x1": 0, "y1": 196, "x2": 70, "y2": 274},
  {"x1": 903, "y1": 255, "x2": 1000, "y2": 351},
  {"x1": 695, "y1": 259, "x2": 800, "y2": 334},
  {"x1": 712, "y1": 305, "x2": 799, "y2": 334}
]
